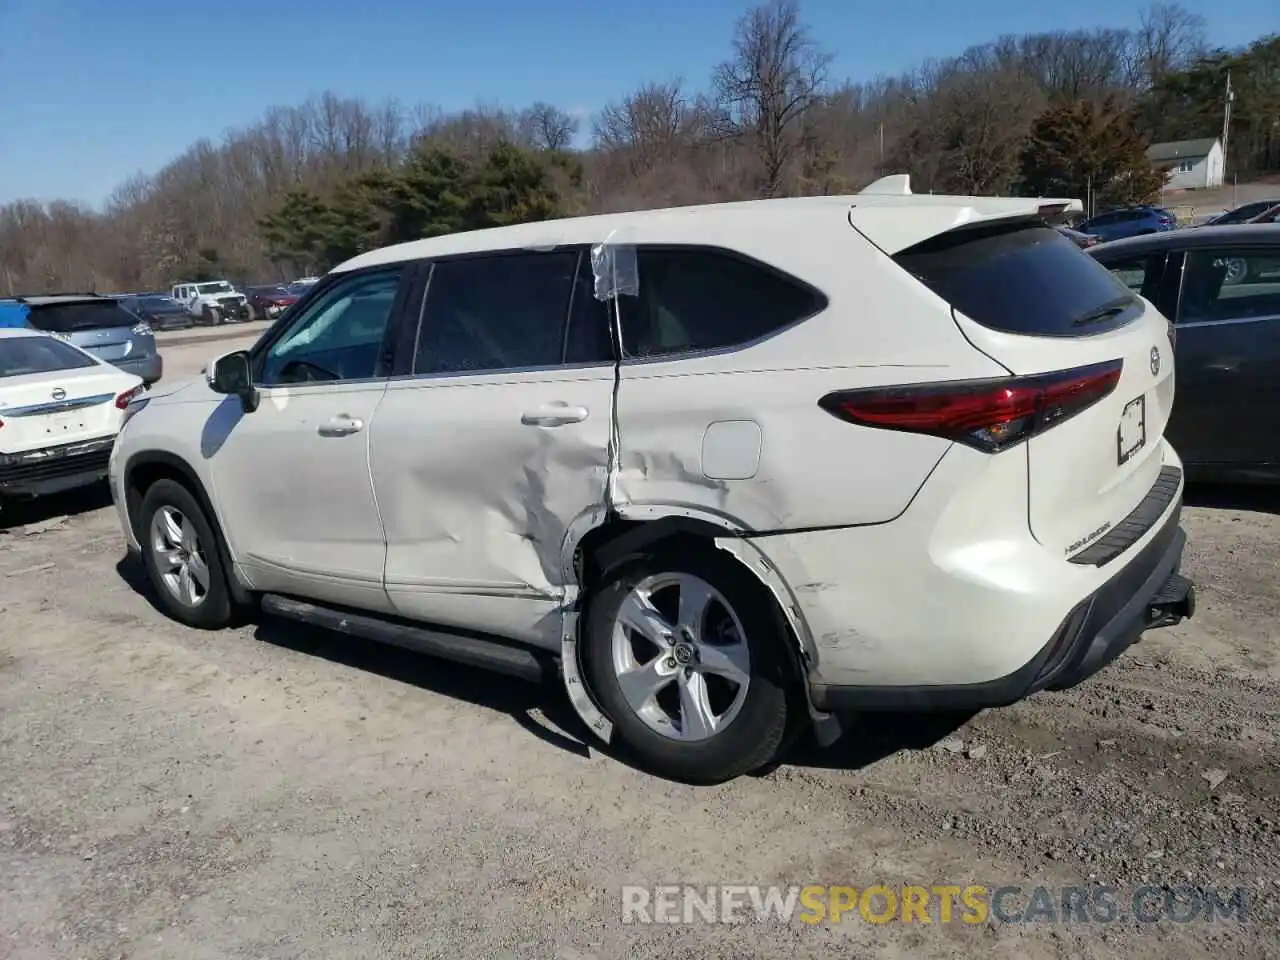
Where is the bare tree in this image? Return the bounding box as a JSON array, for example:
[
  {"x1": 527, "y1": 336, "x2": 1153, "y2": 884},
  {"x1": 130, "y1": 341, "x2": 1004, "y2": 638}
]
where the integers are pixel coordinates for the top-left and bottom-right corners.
[
  {"x1": 593, "y1": 81, "x2": 701, "y2": 174},
  {"x1": 711, "y1": 0, "x2": 831, "y2": 196},
  {"x1": 1134, "y1": 2, "x2": 1207, "y2": 86},
  {"x1": 522, "y1": 102, "x2": 579, "y2": 151}
]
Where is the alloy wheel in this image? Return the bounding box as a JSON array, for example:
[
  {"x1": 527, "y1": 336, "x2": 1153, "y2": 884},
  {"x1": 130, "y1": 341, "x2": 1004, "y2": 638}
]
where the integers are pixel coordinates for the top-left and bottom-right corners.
[
  {"x1": 150, "y1": 505, "x2": 211, "y2": 607},
  {"x1": 609, "y1": 572, "x2": 751, "y2": 741}
]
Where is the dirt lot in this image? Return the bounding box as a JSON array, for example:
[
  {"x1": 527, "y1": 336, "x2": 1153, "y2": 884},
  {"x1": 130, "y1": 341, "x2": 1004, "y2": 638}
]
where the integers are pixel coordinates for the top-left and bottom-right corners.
[{"x1": 2, "y1": 335, "x2": 1279, "y2": 959}]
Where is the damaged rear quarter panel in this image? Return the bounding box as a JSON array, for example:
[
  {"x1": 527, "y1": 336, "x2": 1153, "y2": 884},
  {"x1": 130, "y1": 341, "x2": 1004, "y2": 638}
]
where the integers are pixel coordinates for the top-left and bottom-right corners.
[
  {"x1": 612, "y1": 350, "x2": 956, "y2": 531},
  {"x1": 608, "y1": 215, "x2": 1007, "y2": 533}
]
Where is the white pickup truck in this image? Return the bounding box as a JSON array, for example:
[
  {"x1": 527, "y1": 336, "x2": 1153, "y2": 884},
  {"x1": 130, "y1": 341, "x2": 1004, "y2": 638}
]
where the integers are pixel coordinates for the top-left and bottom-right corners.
[{"x1": 170, "y1": 281, "x2": 250, "y2": 325}]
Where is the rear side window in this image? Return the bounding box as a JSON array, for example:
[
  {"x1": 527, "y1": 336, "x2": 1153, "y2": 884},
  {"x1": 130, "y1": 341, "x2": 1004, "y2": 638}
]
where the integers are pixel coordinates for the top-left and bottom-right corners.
[
  {"x1": 615, "y1": 248, "x2": 825, "y2": 360},
  {"x1": 1097, "y1": 252, "x2": 1168, "y2": 302},
  {"x1": 0, "y1": 336, "x2": 97, "y2": 377},
  {"x1": 894, "y1": 221, "x2": 1135, "y2": 338},
  {"x1": 1179, "y1": 249, "x2": 1280, "y2": 324},
  {"x1": 1215, "y1": 201, "x2": 1276, "y2": 225},
  {"x1": 26, "y1": 301, "x2": 133, "y2": 333}
]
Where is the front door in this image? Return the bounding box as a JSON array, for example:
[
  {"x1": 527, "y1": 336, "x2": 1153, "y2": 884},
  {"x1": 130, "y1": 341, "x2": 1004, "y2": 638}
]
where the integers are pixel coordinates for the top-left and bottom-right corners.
[
  {"x1": 205, "y1": 265, "x2": 408, "y2": 612},
  {"x1": 369, "y1": 249, "x2": 615, "y2": 649}
]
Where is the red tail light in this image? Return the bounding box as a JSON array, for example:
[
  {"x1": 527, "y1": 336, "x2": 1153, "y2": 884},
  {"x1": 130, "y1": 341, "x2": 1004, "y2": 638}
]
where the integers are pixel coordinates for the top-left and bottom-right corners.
[
  {"x1": 115, "y1": 385, "x2": 144, "y2": 410},
  {"x1": 818, "y1": 360, "x2": 1123, "y2": 453}
]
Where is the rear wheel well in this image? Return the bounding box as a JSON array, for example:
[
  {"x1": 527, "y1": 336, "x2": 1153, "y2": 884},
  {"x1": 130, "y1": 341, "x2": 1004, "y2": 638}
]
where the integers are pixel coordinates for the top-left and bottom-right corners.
[
  {"x1": 574, "y1": 517, "x2": 808, "y2": 693},
  {"x1": 124, "y1": 455, "x2": 251, "y2": 605}
]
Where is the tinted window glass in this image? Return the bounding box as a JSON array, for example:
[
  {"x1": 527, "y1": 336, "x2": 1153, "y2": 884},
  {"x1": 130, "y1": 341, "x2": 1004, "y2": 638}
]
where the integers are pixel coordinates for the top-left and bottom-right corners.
[
  {"x1": 1179, "y1": 249, "x2": 1280, "y2": 324},
  {"x1": 138, "y1": 296, "x2": 180, "y2": 310},
  {"x1": 563, "y1": 256, "x2": 614, "y2": 366},
  {"x1": 1097, "y1": 252, "x2": 1167, "y2": 301},
  {"x1": 611, "y1": 248, "x2": 822, "y2": 359},
  {"x1": 1215, "y1": 201, "x2": 1276, "y2": 225},
  {"x1": 895, "y1": 222, "x2": 1135, "y2": 337},
  {"x1": 260, "y1": 268, "x2": 401, "y2": 385},
  {"x1": 26, "y1": 301, "x2": 133, "y2": 333},
  {"x1": 414, "y1": 252, "x2": 577, "y2": 375},
  {"x1": 0, "y1": 335, "x2": 97, "y2": 377}
]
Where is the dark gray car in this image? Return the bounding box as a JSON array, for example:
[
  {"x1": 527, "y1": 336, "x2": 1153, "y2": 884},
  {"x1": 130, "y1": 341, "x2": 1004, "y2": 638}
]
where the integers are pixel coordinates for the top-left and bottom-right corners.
[
  {"x1": 1089, "y1": 224, "x2": 1280, "y2": 484},
  {"x1": 18, "y1": 294, "x2": 162, "y2": 385}
]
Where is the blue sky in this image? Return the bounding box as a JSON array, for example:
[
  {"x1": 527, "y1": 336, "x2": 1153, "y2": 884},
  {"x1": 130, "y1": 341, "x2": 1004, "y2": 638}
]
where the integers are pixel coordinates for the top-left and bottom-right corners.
[{"x1": 0, "y1": 0, "x2": 1268, "y2": 207}]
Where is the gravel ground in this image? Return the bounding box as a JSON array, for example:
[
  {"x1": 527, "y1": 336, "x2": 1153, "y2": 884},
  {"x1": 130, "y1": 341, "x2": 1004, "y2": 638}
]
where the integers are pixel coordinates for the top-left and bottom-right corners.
[{"x1": 1, "y1": 337, "x2": 1278, "y2": 959}]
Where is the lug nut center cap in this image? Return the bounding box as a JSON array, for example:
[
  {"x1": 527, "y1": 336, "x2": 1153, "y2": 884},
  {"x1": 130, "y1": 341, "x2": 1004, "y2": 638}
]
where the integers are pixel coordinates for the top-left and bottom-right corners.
[{"x1": 673, "y1": 644, "x2": 696, "y2": 665}]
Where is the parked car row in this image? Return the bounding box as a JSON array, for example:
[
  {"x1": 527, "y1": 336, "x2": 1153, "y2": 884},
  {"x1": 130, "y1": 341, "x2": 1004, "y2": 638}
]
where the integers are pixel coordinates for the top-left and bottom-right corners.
[
  {"x1": 1067, "y1": 198, "x2": 1280, "y2": 247},
  {"x1": 0, "y1": 294, "x2": 162, "y2": 384}
]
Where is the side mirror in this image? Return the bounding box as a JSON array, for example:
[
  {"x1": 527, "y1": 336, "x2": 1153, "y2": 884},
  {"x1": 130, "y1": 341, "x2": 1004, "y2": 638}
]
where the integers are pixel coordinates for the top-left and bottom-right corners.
[{"x1": 207, "y1": 350, "x2": 260, "y2": 413}]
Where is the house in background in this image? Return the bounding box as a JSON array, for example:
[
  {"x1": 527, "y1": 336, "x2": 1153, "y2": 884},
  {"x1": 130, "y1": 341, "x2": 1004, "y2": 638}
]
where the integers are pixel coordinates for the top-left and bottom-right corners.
[{"x1": 1147, "y1": 137, "x2": 1225, "y2": 190}]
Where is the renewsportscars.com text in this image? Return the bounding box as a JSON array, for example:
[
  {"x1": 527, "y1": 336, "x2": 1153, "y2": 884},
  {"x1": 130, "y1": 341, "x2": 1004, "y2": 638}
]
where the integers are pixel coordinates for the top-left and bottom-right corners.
[{"x1": 621, "y1": 884, "x2": 1250, "y2": 925}]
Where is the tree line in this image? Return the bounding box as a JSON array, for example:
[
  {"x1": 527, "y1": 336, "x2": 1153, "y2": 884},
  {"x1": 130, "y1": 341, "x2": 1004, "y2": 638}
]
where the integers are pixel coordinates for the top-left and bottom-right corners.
[{"x1": 1, "y1": 1, "x2": 1276, "y2": 293}]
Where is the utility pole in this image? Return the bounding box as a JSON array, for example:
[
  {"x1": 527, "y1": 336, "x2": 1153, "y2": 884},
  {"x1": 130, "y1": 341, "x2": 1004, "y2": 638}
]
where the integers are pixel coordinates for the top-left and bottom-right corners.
[{"x1": 1221, "y1": 71, "x2": 1235, "y2": 178}]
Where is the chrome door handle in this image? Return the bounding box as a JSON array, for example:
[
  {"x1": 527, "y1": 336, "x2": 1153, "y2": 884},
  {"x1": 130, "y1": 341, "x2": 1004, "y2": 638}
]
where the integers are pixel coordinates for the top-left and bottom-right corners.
[
  {"x1": 318, "y1": 415, "x2": 365, "y2": 436},
  {"x1": 521, "y1": 403, "x2": 589, "y2": 427}
]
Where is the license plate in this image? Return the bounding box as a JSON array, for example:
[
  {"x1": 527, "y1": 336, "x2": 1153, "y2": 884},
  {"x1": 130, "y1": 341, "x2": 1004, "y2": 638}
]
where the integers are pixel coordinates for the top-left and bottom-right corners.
[
  {"x1": 46, "y1": 412, "x2": 84, "y2": 435},
  {"x1": 1117, "y1": 395, "x2": 1146, "y2": 465}
]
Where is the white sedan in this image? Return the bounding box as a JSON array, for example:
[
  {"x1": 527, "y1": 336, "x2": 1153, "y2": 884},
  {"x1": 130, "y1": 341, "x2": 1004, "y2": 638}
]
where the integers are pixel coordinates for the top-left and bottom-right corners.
[{"x1": 0, "y1": 328, "x2": 144, "y2": 503}]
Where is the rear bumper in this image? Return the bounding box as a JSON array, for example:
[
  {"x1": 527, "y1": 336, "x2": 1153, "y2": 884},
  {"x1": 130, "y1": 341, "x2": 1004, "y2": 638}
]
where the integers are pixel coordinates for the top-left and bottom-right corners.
[
  {"x1": 114, "y1": 353, "x2": 163, "y2": 384},
  {"x1": 0, "y1": 435, "x2": 116, "y2": 497},
  {"x1": 809, "y1": 502, "x2": 1192, "y2": 712}
]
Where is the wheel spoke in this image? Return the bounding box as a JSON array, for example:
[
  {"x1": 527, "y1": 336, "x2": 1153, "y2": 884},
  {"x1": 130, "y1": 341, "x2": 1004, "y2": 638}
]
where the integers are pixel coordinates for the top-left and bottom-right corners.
[
  {"x1": 153, "y1": 546, "x2": 182, "y2": 573},
  {"x1": 617, "y1": 590, "x2": 675, "y2": 647},
  {"x1": 677, "y1": 670, "x2": 717, "y2": 739},
  {"x1": 180, "y1": 516, "x2": 199, "y2": 551},
  {"x1": 177, "y1": 564, "x2": 198, "y2": 605},
  {"x1": 161, "y1": 510, "x2": 183, "y2": 546},
  {"x1": 697, "y1": 641, "x2": 751, "y2": 689},
  {"x1": 617, "y1": 657, "x2": 672, "y2": 713},
  {"x1": 187, "y1": 552, "x2": 210, "y2": 592},
  {"x1": 676, "y1": 577, "x2": 715, "y2": 642}
]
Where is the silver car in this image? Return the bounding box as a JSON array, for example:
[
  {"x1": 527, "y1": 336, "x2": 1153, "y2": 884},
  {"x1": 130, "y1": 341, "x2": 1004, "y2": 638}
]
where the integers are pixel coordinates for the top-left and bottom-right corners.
[{"x1": 18, "y1": 294, "x2": 162, "y2": 385}]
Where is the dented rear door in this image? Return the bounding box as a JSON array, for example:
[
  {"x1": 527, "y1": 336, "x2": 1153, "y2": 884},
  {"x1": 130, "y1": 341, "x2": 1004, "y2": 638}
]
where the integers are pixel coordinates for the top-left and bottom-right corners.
[{"x1": 368, "y1": 249, "x2": 615, "y2": 650}]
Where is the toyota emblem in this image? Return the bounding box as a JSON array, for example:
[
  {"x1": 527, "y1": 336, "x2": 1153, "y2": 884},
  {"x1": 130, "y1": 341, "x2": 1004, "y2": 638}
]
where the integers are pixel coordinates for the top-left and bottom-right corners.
[
  {"x1": 51, "y1": 387, "x2": 66, "y2": 401},
  {"x1": 1150, "y1": 347, "x2": 1160, "y2": 377}
]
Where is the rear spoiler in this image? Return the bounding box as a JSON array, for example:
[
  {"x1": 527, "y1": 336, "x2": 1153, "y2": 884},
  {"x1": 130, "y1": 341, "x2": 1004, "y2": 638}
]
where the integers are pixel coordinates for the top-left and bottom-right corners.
[{"x1": 850, "y1": 175, "x2": 1082, "y2": 254}]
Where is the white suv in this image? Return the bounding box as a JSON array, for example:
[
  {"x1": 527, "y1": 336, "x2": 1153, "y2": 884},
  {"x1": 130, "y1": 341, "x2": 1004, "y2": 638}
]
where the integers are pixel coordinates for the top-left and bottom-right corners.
[{"x1": 109, "y1": 177, "x2": 1195, "y2": 784}]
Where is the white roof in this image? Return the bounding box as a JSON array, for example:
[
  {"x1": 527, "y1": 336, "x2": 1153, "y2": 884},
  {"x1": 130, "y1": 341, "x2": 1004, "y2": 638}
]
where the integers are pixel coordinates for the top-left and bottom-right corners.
[{"x1": 333, "y1": 175, "x2": 1082, "y2": 272}]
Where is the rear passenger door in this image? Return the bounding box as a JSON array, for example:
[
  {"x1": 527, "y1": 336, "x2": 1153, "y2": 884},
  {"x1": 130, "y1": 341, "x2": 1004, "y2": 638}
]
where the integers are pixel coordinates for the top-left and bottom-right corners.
[
  {"x1": 1172, "y1": 246, "x2": 1280, "y2": 469},
  {"x1": 368, "y1": 249, "x2": 616, "y2": 649}
]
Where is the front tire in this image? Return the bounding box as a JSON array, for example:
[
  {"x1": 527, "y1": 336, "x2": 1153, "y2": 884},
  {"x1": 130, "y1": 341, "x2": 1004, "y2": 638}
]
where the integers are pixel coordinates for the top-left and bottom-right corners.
[
  {"x1": 583, "y1": 548, "x2": 793, "y2": 784},
  {"x1": 139, "y1": 479, "x2": 234, "y2": 629}
]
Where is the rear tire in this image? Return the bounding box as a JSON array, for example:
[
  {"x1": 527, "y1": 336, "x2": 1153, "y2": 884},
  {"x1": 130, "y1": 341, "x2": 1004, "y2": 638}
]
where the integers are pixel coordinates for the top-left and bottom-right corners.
[
  {"x1": 583, "y1": 548, "x2": 793, "y2": 784},
  {"x1": 139, "y1": 479, "x2": 235, "y2": 629}
]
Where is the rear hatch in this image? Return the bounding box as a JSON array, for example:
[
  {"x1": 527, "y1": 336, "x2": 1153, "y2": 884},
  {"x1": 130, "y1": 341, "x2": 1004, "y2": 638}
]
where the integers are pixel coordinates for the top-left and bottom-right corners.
[
  {"x1": 0, "y1": 338, "x2": 136, "y2": 453},
  {"x1": 26, "y1": 299, "x2": 142, "y2": 362},
  {"x1": 889, "y1": 217, "x2": 1175, "y2": 558}
]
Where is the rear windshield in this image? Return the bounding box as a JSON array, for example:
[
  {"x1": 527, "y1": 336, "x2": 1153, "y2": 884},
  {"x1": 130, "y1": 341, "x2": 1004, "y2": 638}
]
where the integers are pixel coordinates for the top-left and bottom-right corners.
[
  {"x1": 894, "y1": 220, "x2": 1137, "y2": 337},
  {"x1": 1215, "y1": 201, "x2": 1278, "y2": 225},
  {"x1": 0, "y1": 336, "x2": 98, "y2": 377},
  {"x1": 26, "y1": 301, "x2": 135, "y2": 333}
]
